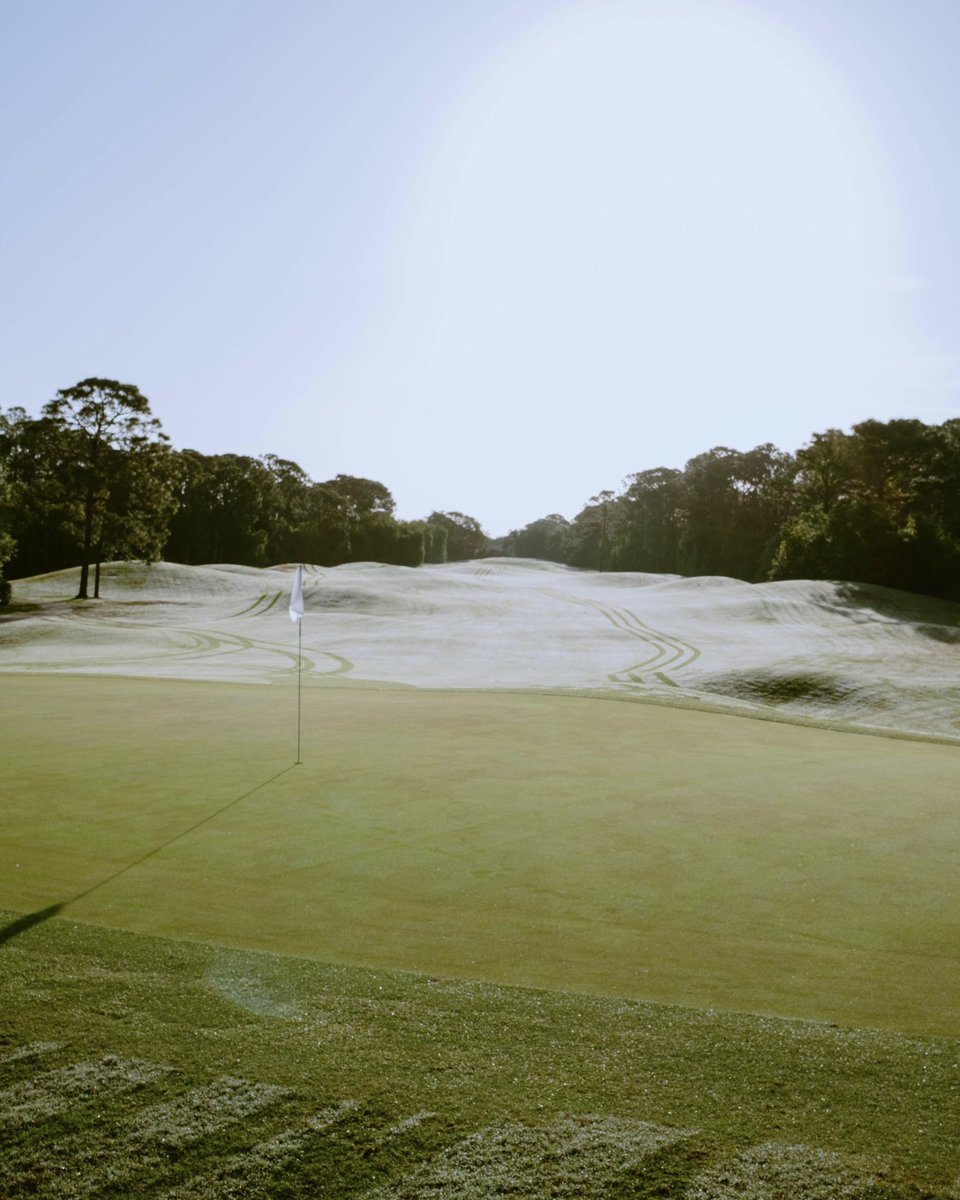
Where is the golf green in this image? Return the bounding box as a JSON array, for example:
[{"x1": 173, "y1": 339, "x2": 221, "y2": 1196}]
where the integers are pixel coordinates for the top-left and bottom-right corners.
[{"x1": 1, "y1": 673, "x2": 957, "y2": 1034}]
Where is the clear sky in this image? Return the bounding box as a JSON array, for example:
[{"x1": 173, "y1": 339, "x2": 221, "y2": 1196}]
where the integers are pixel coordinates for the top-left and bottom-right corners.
[{"x1": 2, "y1": 0, "x2": 959, "y2": 535}]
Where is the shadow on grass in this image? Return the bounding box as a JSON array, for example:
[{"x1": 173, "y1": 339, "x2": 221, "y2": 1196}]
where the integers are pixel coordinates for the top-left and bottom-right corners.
[
  {"x1": 835, "y1": 581, "x2": 960, "y2": 633},
  {"x1": 0, "y1": 904, "x2": 66, "y2": 946},
  {"x1": 0, "y1": 763, "x2": 299, "y2": 948}
]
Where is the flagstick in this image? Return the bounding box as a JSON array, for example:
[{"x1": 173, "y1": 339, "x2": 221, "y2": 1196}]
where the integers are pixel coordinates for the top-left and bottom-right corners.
[
  {"x1": 289, "y1": 563, "x2": 305, "y2": 765},
  {"x1": 296, "y1": 616, "x2": 302, "y2": 765}
]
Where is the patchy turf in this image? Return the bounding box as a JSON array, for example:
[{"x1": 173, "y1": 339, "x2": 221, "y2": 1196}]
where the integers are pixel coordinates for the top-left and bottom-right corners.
[{"x1": 1, "y1": 916, "x2": 958, "y2": 1198}]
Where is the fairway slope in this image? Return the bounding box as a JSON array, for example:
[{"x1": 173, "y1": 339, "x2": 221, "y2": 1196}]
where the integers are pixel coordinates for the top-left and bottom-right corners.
[{"x1": 5, "y1": 558, "x2": 960, "y2": 739}]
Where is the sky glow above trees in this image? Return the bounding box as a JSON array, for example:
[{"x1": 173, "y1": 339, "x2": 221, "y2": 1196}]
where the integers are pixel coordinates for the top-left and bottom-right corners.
[{"x1": 2, "y1": 0, "x2": 959, "y2": 534}]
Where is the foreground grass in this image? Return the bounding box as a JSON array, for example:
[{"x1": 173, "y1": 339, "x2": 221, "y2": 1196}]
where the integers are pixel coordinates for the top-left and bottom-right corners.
[
  {"x1": 1, "y1": 914, "x2": 958, "y2": 1198},
  {"x1": 2, "y1": 674, "x2": 959, "y2": 1034}
]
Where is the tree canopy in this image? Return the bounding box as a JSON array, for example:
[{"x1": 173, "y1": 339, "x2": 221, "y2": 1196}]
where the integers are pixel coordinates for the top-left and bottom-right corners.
[
  {"x1": 507, "y1": 421, "x2": 960, "y2": 601},
  {"x1": 39, "y1": 378, "x2": 172, "y2": 598},
  {"x1": 4, "y1": 383, "x2": 960, "y2": 604},
  {"x1": 427, "y1": 511, "x2": 489, "y2": 561}
]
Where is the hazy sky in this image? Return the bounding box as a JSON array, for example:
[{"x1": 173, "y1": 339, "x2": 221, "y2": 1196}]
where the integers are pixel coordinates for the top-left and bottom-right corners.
[{"x1": 2, "y1": 0, "x2": 959, "y2": 534}]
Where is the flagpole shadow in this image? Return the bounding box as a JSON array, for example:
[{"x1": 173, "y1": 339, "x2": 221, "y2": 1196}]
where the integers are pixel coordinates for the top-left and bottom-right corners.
[
  {"x1": 0, "y1": 904, "x2": 66, "y2": 947},
  {"x1": 0, "y1": 763, "x2": 299, "y2": 949}
]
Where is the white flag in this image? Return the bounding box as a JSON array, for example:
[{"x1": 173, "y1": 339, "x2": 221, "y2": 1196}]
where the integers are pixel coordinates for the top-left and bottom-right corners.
[{"x1": 288, "y1": 565, "x2": 304, "y2": 622}]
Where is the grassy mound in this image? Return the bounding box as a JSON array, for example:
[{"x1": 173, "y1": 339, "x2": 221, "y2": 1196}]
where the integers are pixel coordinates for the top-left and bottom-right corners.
[{"x1": 6, "y1": 559, "x2": 960, "y2": 738}]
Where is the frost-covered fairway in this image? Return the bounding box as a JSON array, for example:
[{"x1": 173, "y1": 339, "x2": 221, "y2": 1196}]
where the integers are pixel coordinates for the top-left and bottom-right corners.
[{"x1": 4, "y1": 557, "x2": 960, "y2": 738}]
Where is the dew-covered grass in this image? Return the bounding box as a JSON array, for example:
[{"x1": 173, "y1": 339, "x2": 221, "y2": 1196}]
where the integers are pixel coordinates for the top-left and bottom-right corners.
[
  {"x1": 5, "y1": 558, "x2": 960, "y2": 740},
  {"x1": 0, "y1": 917, "x2": 957, "y2": 1198}
]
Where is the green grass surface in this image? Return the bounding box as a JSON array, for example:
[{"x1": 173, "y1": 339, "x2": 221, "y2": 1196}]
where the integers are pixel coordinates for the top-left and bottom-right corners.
[
  {"x1": 1, "y1": 916, "x2": 958, "y2": 1198},
  {"x1": 2, "y1": 673, "x2": 958, "y2": 1035}
]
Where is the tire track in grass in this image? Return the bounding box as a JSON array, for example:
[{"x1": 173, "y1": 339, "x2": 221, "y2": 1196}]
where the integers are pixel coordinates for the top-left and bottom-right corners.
[
  {"x1": 363, "y1": 1113, "x2": 698, "y2": 1199},
  {"x1": 160, "y1": 1101, "x2": 358, "y2": 1199},
  {"x1": 0, "y1": 622, "x2": 228, "y2": 674},
  {"x1": 0, "y1": 1042, "x2": 59, "y2": 1070},
  {"x1": 607, "y1": 606, "x2": 700, "y2": 682},
  {"x1": 683, "y1": 1140, "x2": 885, "y2": 1199},
  {"x1": 0, "y1": 1051, "x2": 906, "y2": 1200},
  {"x1": 0, "y1": 1055, "x2": 171, "y2": 1129},
  {"x1": 179, "y1": 627, "x2": 305, "y2": 671},
  {"x1": 27, "y1": 606, "x2": 355, "y2": 677},
  {"x1": 0, "y1": 622, "x2": 354, "y2": 679},
  {"x1": 39, "y1": 618, "x2": 220, "y2": 653},
  {"x1": 71, "y1": 620, "x2": 301, "y2": 669},
  {"x1": 183, "y1": 626, "x2": 354, "y2": 677},
  {"x1": 164, "y1": 613, "x2": 355, "y2": 677},
  {"x1": 2, "y1": 1075, "x2": 288, "y2": 1199},
  {"x1": 229, "y1": 592, "x2": 280, "y2": 619},
  {"x1": 5, "y1": 578, "x2": 348, "y2": 679},
  {"x1": 173, "y1": 626, "x2": 311, "y2": 671},
  {"x1": 363, "y1": 1120, "x2": 891, "y2": 1200},
  {"x1": 539, "y1": 588, "x2": 700, "y2": 687},
  {"x1": 380, "y1": 1110, "x2": 439, "y2": 1140}
]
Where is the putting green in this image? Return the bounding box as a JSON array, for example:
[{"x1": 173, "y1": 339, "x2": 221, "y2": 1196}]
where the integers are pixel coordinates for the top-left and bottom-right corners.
[{"x1": 1, "y1": 673, "x2": 958, "y2": 1035}]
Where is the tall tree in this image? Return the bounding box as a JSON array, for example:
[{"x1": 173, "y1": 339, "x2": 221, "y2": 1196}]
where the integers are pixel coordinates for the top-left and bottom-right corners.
[
  {"x1": 769, "y1": 419, "x2": 960, "y2": 597},
  {"x1": 164, "y1": 451, "x2": 276, "y2": 566},
  {"x1": 426, "y1": 511, "x2": 488, "y2": 561},
  {"x1": 570, "y1": 491, "x2": 617, "y2": 570},
  {"x1": 615, "y1": 468, "x2": 685, "y2": 573},
  {"x1": 0, "y1": 407, "x2": 81, "y2": 580},
  {"x1": 352, "y1": 515, "x2": 426, "y2": 566},
  {"x1": 0, "y1": 407, "x2": 18, "y2": 604},
  {"x1": 322, "y1": 475, "x2": 396, "y2": 523},
  {"x1": 678, "y1": 444, "x2": 795, "y2": 581},
  {"x1": 90, "y1": 438, "x2": 176, "y2": 596},
  {"x1": 319, "y1": 475, "x2": 405, "y2": 563},
  {"x1": 507, "y1": 513, "x2": 574, "y2": 563},
  {"x1": 262, "y1": 454, "x2": 312, "y2": 564},
  {"x1": 422, "y1": 520, "x2": 448, "y2": 564},
  {"x1": 42, "y1": 379, "x2": 170, "y2": 599},
  {"x1": 296, "y1": 482, "x2": 352, "y2": 565}
]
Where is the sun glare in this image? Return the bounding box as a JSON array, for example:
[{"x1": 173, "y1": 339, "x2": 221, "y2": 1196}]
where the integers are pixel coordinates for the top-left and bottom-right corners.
[{"x1": 384, "y1": 0, "x2": 901, "y2": 468}]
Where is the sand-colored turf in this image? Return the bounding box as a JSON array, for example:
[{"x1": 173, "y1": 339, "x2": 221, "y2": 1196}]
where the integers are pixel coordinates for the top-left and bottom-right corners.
[{"x1": 2, "y1": 672, "x2": 958, "y2": 1035}]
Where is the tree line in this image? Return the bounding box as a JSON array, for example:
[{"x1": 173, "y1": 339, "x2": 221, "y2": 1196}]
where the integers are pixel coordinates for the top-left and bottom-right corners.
[
  {"x1": 3, "y1": 379, "x2": 960, "y2": 604},
  {"x1": 0, "y1": 379, "x2": 486, "y2": 602},
  {"x1": 504, "y1": 421, "x2": 960, "y2": 602}
]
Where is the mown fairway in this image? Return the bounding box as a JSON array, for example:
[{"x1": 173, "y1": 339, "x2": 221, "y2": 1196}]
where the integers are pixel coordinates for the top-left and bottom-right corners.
[{"x1": 2, "y1": 672, "x2": 958, "y2": 1036}]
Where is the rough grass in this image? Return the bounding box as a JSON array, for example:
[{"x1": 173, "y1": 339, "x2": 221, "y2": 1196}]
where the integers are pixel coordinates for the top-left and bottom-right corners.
[{"x1": 1, "y1": 916, "x2": 957, "y2": 1198}]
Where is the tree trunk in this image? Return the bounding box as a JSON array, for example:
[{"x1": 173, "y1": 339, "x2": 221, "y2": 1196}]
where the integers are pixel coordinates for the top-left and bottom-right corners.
[
  {"x1": 94, "y1": 553, "x2": 102, "y2": 599},
  {"x1": 76, "y1": 480, "x2": 95, "y2": 599}
]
